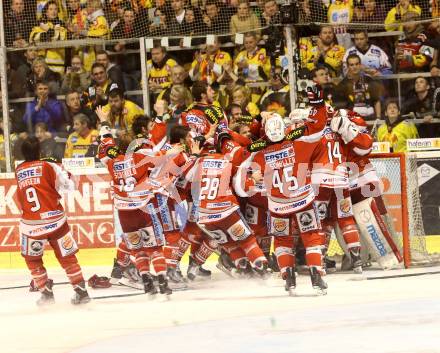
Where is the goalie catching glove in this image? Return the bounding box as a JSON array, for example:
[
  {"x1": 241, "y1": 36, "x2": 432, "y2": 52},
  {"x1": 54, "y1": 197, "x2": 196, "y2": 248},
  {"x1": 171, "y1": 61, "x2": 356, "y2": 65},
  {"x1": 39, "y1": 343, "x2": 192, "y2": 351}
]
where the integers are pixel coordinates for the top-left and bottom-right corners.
[{"x1": 330, "y1": 111, "x2": 360, "y2": 144}]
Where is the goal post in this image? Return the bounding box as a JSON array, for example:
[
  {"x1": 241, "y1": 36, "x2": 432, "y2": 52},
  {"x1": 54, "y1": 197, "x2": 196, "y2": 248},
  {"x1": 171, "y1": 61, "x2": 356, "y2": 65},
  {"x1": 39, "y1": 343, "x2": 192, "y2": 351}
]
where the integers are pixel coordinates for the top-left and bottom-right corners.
[{"x1": 328, "y1": 152, "x2": 440, "y2": 269}]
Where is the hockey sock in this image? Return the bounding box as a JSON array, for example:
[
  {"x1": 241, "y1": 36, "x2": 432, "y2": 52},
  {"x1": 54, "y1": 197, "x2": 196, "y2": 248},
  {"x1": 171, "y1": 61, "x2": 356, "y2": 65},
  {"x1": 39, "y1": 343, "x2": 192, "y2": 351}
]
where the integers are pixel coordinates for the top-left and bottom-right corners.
[
  {"x1": 240, "y1": 236, "x2": 267, "y2": 267},
  {"x1": 194, "y1": 239, "x2": 217, "y2": 265},
  {"x1": 149, "y1": 248, "x2": 167, "y2": 276},
  {"x1": 339, "y1": 221, "x2": 361, "y2": 250},
  {"x1": 274, "y1": 236, "x2": 295, "y2": 277},
  {"x1": 176, "y1": 237, "x2": 191, "y2": 262},
  {"x1": 25, "y1": 257, "x2": 48, "y2": 290},
  {"x1": 302, "y1": 231, "x2": 325, "y2": 273},
  {"x1": 224, "y1": 245, "x2": 247, "y2": 268},
  {"x1": 58, "y1": 254, "x2": 84, "y2": 286},
  {"x1": 116, "y1": 240, "x2": 131, "y2": 267},
  {"x1": 134, "y1": 250, "x2": 150, "y2": 275},
  {"x1": 164, "y1": 231, "x2": 181, "y2": 269}
]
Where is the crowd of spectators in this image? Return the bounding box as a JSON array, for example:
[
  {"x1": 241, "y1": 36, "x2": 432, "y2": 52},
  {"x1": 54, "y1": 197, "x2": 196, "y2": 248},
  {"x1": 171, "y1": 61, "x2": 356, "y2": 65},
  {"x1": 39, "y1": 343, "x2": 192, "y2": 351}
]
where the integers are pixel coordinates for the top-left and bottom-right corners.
[{"x1": 1, "y1": 0, "x2": 440, "y2": 169}]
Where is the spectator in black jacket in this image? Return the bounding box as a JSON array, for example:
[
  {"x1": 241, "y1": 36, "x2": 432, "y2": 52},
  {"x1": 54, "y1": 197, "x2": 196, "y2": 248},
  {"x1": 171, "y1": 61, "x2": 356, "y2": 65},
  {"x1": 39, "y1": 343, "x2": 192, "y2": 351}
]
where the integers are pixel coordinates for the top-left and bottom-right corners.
[
  {"x1": 4, "y1": 0, "x2": 34, "y2": 47},
  {"x1": 95, "y1": 50, "x2": 125, "y2": 92}
]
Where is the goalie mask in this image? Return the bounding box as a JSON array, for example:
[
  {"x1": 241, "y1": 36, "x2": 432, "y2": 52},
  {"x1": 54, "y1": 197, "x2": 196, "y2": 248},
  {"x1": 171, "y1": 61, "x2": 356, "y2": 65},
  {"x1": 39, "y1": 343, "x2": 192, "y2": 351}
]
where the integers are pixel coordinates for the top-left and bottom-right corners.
[{"x1": 265, "y1": 113, "x2": 286, "y2": 142}]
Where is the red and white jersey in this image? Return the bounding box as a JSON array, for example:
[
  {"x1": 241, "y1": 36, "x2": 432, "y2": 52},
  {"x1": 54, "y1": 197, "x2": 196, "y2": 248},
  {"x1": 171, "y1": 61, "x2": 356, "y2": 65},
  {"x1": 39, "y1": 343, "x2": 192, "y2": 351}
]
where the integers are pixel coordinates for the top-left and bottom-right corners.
[
  {"x1": 311, "y1": 123, "x2": 350, "y2": 189},
  {"x1": 299, "y1": 103, "x2": 334, "y2": 143},
  {"x1": 345, "y1": 114, "x2": 379, "y2": 189},
  {"x1": 185, "y1": 153, "x2": 241, "y2": 224},
  {"x1": 99, "y1": 137, "x2": 158, "y2": 209},
  {"x1": 15, "y1": 160, "x2": 74, "y2": 224},
  {"x1": 251, "y1": 138, "x2": 322, "y2": 215}
]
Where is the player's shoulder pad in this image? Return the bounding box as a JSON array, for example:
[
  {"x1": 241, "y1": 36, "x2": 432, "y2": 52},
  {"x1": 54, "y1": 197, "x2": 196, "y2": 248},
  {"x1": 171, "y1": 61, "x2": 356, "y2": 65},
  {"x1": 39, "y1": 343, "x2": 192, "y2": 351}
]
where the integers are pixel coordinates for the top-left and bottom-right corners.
[
  {"x1": 285, "y1": 126, "x2": 306, "y2": 141},
  {"x1": 247, "y1": 139, "x2": 268, "y2": 152},
  {"x1": 40, "y1": 157, "x2": 58, "y2": 164},
  {"x1": 204, "y1": 105, "x2": 224, "y2": 124}
]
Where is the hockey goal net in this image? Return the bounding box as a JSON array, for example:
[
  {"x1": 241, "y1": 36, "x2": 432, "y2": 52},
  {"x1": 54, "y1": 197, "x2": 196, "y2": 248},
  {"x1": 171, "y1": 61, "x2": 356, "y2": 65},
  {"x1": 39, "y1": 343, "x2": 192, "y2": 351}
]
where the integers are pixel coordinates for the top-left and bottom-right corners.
[{"x1": 328, "y1": 153, "x2": 440, "y2": 268}]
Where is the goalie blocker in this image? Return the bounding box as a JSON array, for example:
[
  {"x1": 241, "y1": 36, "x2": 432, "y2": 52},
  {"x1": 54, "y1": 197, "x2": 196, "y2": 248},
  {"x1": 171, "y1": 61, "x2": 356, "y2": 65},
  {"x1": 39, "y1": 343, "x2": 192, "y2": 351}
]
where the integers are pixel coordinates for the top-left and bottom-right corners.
[{"x1": 353, "y1": 198, "x2": 403, "y2": 269}]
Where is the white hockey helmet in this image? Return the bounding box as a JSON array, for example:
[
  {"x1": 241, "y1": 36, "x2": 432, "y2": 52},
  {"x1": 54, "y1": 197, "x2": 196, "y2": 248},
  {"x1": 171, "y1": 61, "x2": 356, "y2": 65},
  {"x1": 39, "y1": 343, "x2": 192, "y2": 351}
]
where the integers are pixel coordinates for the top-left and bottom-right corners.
[{"x1": 265, "y1": 113, "x2": 286, "y2": 142}]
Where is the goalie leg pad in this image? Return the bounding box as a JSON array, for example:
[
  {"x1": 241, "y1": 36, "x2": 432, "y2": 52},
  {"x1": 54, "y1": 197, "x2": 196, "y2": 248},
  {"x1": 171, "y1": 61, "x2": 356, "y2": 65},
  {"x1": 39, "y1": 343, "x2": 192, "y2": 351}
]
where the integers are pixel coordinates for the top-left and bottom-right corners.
[{"x1": 353, "y1": 198, "x2": 401, "y2": 269}]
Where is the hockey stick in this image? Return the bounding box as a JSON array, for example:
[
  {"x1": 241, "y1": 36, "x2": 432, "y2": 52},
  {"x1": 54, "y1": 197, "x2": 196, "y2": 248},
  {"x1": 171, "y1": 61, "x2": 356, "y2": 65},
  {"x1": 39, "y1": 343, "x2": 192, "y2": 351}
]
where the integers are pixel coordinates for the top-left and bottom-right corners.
[
  {"x1": 366, "y1": 270, "x2": 440, "y2": 281},
  {"x1": 0, "y1": 281, "x2": 69, "y2": 291},
  {"x1": 91, "y1": 292, "x2": 147, "y2": 300}
]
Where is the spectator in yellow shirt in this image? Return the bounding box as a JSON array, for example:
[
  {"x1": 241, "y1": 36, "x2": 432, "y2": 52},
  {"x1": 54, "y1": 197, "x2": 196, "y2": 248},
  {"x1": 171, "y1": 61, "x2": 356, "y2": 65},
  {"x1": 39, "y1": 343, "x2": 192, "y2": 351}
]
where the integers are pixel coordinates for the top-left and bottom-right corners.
[
  {"x1": 99, "y1": 88, "x2": 144, "y2": 133},
  {"x1": 377, "y1": 100, "x2": 419, "y2": 152},
  {"x1": 300, "y1": 26, "x2": 346, "y2": 77},
  {"x1": 64, "y1": 114, "x2": 98, "y2": 158},
  {"x1": 384, "y1": 0, "x2": 421, "y2": 32},
  {"x1": 189, "y1": 37, "x2": 232, "y2": 85},
  {"x1": 147, "y1": 45, "x2": 178, "y2": 94}
]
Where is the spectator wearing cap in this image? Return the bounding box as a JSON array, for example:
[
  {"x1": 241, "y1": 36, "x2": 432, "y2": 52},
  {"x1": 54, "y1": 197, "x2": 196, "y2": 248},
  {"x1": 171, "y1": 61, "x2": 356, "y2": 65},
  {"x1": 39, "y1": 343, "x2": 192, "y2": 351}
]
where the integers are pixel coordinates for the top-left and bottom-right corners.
[
  {"x1": 343, "y1": 30, "x2": 392, "y2": 76},
  {"x1": 64, "y1": 114, "x2": 99, "y2": 158},
  {"x1": 378, "y1": 100, "x2": 418, "y2": 152},
  {"x1": 395, "y1": 11, "x2": 432, "y2": 73},
  {"x1": 35, "y1": 122, "x2": 65, "y2": 161},
  {"x1": 335, "y1": 53, "x2": 383, "y2": 120},
  {"x1": 230, "y1": 0, "x2": 260, "y2": 35},
  {"x1": 98, "y1": 88, "x2": 144, "y2": 133},
  {"x1": 29, "y1": 1, "x2": 68, "y2": 75},
  {"x1": 189, "y1": 37, "x2": 232, "y2": 85},
  {"x1": 23, "y1": 80, "x2": 66, "y2": 134},
  {"x1": 84, "y1": 62, "x2": 120, "y2": 110},
  {"x1": 385, "y1": 0, "x2": 421, "y2": 32}
]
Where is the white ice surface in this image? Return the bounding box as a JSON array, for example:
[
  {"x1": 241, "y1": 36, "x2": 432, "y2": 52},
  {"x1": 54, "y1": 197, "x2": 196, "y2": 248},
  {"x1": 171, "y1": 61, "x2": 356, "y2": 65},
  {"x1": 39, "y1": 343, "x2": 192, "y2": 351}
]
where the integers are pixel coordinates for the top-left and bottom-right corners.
[{"x1": 1, "y1": 265, "x2": 440, "y2": 353}]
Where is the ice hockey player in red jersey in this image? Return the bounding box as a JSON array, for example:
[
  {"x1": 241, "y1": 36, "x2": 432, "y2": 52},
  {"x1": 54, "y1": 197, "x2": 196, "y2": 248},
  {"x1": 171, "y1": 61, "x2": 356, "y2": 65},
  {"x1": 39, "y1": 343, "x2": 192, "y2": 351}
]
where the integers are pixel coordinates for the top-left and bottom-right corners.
[
  {"x1": 15, "y1": 137, "x2": 90, "y2": 305},
  {"x1": 98, "y1": 124, "x2": 173, "y2": 295},
  {"x1": 244, "y1": 113, "x2": 328, "y2": 295},
  {"x1": 182, "y1": 135, "x2": 269, "y2": 278},
  {"x1": 180, "y1": 81, "x2": 228, "y2": 140}
]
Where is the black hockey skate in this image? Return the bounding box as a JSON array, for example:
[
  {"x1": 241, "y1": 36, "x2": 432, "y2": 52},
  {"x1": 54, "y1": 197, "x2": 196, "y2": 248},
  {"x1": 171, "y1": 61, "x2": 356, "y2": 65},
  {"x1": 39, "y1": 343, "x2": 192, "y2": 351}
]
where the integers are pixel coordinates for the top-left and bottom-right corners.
[
  {"x1": 309, "y1": 267, "x2": 328, "y2": 295},
  {"x1": 349, "y1": 247, "x2": 363, "y2": 274},
  {"x1": 142, "y1": 274, "x2": 158, "y2": 295},
  {"x1": 253, "y1": 260, "x2": 269, "y2": 279},
  {"x1": 71, "y1": 282, "x2": 91, "y2": 305},
  {"x1": 187, "y1": 257, "x2": 211, "y2": 281},
  {"x1": 110, "y1": 258, "x2": 123, "y2": 284},
  {"x1": 285, "y1": 267, "x2": 296, "y2": 296},
  {"x1": 324, "y1": 257, "x2": 337, "y2": 274},
  {"x1": 158, "y1": 274, "x2": 172, "y2": 295},
  {"x1": 167, "y1": 267, "x2": 188, "y2": 290},
  {"x1": 37, "y1": 279, "x2": 55, "y2": 306},
  {"x1": 216, "y1": 250, "x2": 235, "y2": 277}
]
